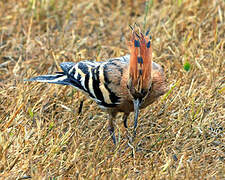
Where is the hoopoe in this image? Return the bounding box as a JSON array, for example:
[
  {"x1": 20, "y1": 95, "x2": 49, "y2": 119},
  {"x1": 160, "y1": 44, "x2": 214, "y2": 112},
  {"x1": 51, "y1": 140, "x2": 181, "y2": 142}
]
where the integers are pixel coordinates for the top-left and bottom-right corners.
[{"x1": 26, "y1": 26, "x2": 168, "y2": 144}]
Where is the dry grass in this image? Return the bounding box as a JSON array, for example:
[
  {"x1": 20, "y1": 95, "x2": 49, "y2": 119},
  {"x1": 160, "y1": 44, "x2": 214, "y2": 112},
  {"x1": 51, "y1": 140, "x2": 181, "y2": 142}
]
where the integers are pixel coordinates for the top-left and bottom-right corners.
[{"x1": 0, "y1": 0, "x2": 225, "y2": 179}]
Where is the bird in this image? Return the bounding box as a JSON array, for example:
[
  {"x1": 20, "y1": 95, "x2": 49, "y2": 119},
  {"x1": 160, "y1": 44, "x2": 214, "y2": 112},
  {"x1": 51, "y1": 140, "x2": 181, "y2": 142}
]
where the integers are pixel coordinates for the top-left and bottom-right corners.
[{"x1": 25, "y1": 26, "x2": 168, "y2": 144}]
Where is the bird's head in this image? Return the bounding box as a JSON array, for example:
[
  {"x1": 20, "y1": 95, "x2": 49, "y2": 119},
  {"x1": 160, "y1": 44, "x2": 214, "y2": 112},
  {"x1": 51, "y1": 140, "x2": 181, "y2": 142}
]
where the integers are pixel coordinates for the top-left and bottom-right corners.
[{"x1": 127, "y1": 25, "x2": 153, "y2": 105}]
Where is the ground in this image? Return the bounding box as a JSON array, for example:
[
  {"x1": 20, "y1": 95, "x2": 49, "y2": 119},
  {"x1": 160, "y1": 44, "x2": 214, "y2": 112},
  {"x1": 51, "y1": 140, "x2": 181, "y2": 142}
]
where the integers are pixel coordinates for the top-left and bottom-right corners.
[{"x1": 0, "y1": 0, "x2": 224, "y2": 179}]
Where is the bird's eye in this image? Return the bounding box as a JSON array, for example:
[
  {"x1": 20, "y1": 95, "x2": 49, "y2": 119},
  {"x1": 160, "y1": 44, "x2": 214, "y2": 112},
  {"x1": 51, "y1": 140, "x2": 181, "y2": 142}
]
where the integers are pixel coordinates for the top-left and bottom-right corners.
[{"x1": 149, "y1": 85, "x2": 152, "y2": 92}]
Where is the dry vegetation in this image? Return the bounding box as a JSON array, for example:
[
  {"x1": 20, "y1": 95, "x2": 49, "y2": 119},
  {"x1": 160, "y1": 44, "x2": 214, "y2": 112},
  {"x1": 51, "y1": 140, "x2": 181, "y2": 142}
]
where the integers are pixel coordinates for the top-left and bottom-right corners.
[{"x1": 0, "y1": 0, "x2": 225, "y2": 179}]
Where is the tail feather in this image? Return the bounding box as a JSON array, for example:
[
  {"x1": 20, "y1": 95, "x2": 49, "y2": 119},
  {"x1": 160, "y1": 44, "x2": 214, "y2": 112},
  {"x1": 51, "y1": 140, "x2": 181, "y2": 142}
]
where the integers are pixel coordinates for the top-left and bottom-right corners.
[
  {"x1": 25, "y1": 62, "x2": 76, "y2": 85},
  {"x1": 24, "y1": 74, "x2": 71, "y2": 86},
  {"x1": 25, "y1": 62, "x2": 88, "y2": 92}
]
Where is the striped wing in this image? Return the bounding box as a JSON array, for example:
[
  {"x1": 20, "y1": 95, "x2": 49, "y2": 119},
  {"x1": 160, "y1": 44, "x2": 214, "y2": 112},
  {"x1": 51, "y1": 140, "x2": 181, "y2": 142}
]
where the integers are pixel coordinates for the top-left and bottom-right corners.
[
  {"x1": 67, "y1": 56, "x2": 129, "y2": 108},
  {"x1": 26, "y1": 55, "x2": 130, "y2": 108}
]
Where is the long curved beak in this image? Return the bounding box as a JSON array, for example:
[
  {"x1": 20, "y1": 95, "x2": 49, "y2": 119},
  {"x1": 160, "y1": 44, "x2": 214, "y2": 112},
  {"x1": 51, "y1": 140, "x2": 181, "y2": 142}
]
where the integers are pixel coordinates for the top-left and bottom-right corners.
[{"x1": 133, "y1": 98, "x2": 141, "y2": 138}]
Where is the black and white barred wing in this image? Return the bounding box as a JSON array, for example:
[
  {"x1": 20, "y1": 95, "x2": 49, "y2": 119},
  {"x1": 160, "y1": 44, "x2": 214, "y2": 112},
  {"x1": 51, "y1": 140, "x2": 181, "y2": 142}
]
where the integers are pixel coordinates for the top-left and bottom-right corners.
[
  {"x1": 71, "y1": 58, "x2": 125, "y2": 108},
  {"x1": 26, "y1": 55, "x2": 130, "y2": 108},
  {"x1": 25, "y1": 60, "x2": 119, "y2": 108}
]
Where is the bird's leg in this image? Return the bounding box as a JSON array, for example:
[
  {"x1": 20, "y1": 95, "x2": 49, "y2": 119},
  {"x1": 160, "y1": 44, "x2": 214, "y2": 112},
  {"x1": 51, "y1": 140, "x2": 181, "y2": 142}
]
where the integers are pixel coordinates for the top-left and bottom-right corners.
[
  {"x1": 123, "y1": 113, "x2": 129, "y2": 129},
  {"x1": 108, "y1": 111, "x2": 117, "y2": 145},
  {"x1": 133, "y1": 98, "x2": 140, "y2": 139},
  {"x1": 123, "y1": 112, "x2": 133, "y2": 144},
  {"x1": 78, "y1": 100, "x2": 84, "y2": 114}
]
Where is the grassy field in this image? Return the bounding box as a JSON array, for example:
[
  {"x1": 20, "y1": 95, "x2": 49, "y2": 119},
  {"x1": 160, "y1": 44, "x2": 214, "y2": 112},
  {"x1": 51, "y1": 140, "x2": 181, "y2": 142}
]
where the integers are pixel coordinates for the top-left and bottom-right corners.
[{"x1": 0, "y1": 0, "x2": 224, "y2": 179}]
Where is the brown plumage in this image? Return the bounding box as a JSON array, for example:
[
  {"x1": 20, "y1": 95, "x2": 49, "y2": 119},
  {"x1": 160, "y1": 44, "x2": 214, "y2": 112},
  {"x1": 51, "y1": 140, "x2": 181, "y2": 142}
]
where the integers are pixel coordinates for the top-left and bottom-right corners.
[{"x1": 26, "y1": 26, "x2": 168, "y2": 144}]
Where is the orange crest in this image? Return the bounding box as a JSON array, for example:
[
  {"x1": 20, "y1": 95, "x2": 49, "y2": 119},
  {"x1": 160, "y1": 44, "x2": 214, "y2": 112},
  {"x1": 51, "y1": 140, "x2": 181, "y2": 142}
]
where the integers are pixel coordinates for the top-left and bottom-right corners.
[{"x1": 128, "y1": 26, "x2": 152, "y2": 95}]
